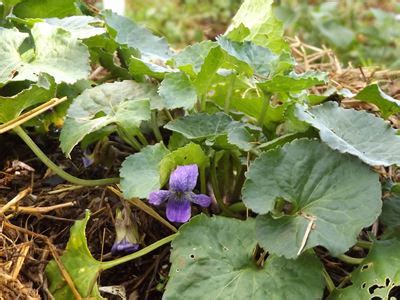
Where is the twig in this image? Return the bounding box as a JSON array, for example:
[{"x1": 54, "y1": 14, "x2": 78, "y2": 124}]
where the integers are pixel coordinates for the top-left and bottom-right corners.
[
  {"x1": 0, "y1": 97, "x2": 67, "y2": 134},
  {"x1": 0, "y1": 187, "x2": 31, "y2": 215},
  {"x1": 297, "y1": 214, "x2": 316, "y2": 256},
  {"x1": 6, "y1": 202, "x2": 75, "y2": 216}
]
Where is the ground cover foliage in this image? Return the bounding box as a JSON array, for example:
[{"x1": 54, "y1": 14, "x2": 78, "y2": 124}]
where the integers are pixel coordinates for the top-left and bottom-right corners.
[{"x1": 0, "y1": 0, "x2": 400, "y2": 299}]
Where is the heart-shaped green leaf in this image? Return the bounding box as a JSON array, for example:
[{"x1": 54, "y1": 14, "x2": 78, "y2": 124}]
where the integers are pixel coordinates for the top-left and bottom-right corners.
[
  {"x1": 45, "y1": 211, "x2": 103, "y2": 299},
  {"x1": 296, "y1": 102, "x2": 400, "y2": 166},
  {"x1": 164, "y1": 214, "x2": 325, "y2": 299},
  {"x1": 329, "y1": 236, "x2": 400, "y2": 299},
  {"x1": 60, "y1": 80, "x2": 155, "y2": 156},
  {"x1": 0, "y1": 23, "x2": 90, "y2": 86},
  {"x1": 242, "y1": 139, "x2": 381, "y2": 258},
  {"x1": 120, "y1": 143, "x2": 170, "y2": 199}
]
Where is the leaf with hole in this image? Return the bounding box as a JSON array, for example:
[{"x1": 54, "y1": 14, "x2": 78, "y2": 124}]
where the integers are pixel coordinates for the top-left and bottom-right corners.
[
  {"x1": 329, "y1": 236, "x2": 400, "y2": 299},
  {"x1": 242, "y1": 139, "x2": 381, "y2": 258},
  {"x1": 164, "y1": 214, "x2": 325, "y2": 299}
]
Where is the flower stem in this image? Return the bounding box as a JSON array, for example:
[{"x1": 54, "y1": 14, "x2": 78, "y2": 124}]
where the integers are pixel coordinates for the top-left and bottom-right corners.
[
  {"x1": 151, "y1": 111, "x2": 163, "y2": 142},
  {"x1": 117, "y1": 128, "x2": 142, "y2": 151},
  {"x1": 337, "y1": 254, "x2": 364, "y2": 265},
  {"x1": 258, "y1": 93, "x2": 270, "y2": 127},
  {"x1": 229, "y1": 202, "x2": 246, "y2": 213},
  {"x1": 136, "y1": 131, "x2": 149, "y2": 146},
  {"x1": 210, "y1": 156, "x2": 235, "y2": 217},
  {"x1": 224, "y1": 75, "x2": 235, "y2": 113},
  {"x1": 322, "y1": 268, "x2": 335, "y2": 293},
  {"x1": 13, "y1": 126, "x2": 120, "y2": 186},
  {"x1": 200, "y1": 94, "x2": 206, "y2": 112},
  {"x1": 101, "y1": 233, "x2": 178, "y2": 270},
  {"x1": 356, "y1": 240, "x2": 372, "y2": 249},
  {"x1": 199, "y1": 166, "x2": 206, "y2": 194}
]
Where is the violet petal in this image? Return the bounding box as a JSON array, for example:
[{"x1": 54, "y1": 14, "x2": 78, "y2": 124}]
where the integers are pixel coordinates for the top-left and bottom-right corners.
[
  {"x1": 111, "y1": 239, "x2": 140, "y2": 256},
  {"x1": 169, "y1": 164, "x2": 198, "y2": 192},
  {"x1": 166, "y1": 197, "x2": 191, "y2": 223},
  {"x1": 190, "y1": 193, "x2": 212, "y2": 207},
  {"x1": 149, "y1": 190, "x2": 170, "y2": 205}
]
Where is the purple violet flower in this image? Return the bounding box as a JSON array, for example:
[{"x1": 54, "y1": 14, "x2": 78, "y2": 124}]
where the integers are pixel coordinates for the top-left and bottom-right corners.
[
  {"x1": 149, "y1": 164, "x2": 212, "y2": 223},
  {"x1": 111, "y1": 238, "x2": 140, "y2": 256},
  {"x1": 111, "y1": 207, "x2": 140, "y2": 256}
]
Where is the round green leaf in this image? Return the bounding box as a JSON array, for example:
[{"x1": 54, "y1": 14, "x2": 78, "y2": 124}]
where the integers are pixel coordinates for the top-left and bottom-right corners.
[
  {"x1": 242, "y1": 139, "x2": 381, "y2": 258},
  {"x1": 164, "y1": 214, "x2": 325, "y2": 300},
  {"x1": 296, "y1": 101, "x2": 400, "y2": 166},
  {"x1": 329, "y1": 237, "x2": 400, "y2": 299}
]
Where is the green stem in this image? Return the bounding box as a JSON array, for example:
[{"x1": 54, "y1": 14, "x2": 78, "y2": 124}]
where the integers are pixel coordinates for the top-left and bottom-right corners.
[
  {"x1": 151, "y1": 111, "x2": 163, "y2": 142},
  {"x1": 210, "y1": 156, "x2": 235, "y2": 217},
  {"x1": 136, "y1": 131, "x2": 149, "y2": 146},
  {"x1": 322, "y1": 268, "x2": 335, "y2": 293},
  {"x1": 356, "y1": 240, "x2": 372, "y2": 250},
  {"x1": 258, "y1": 93, "x2": 270, "y2": 127},
  {"x1": 231, "y1": 165, "x2": 245, "y2": 202},
  {"x1": 224, "y1": 75, "x2": 236, "y2": 113},
  {"x1": 13, "y1": 126, "x2": 120, "y2": 186},
  {"x1": 117, "y1": 128, "x2": 142, "y2": 151},
  {"x1": 164, "y1": 109, "x2": 174, "y2": 122},
  {"x1": 200, "y1": 94, "x2": 206, "y2": 112},
  {"x1": 337, "y1": 254, "x2": 364, "y2": 265},
  {"x1": 229, "y1": 202, "x2": 246, "y2": 213},
  {"x1": 101, "y1": 233, "x2": 178, "y2": 270},
  {"x1": 222, "y1": 152, "x2": 231, "y2": 200},
  {"x1": 199, "y1": 166, "x2": 206, "y2": 195}
]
